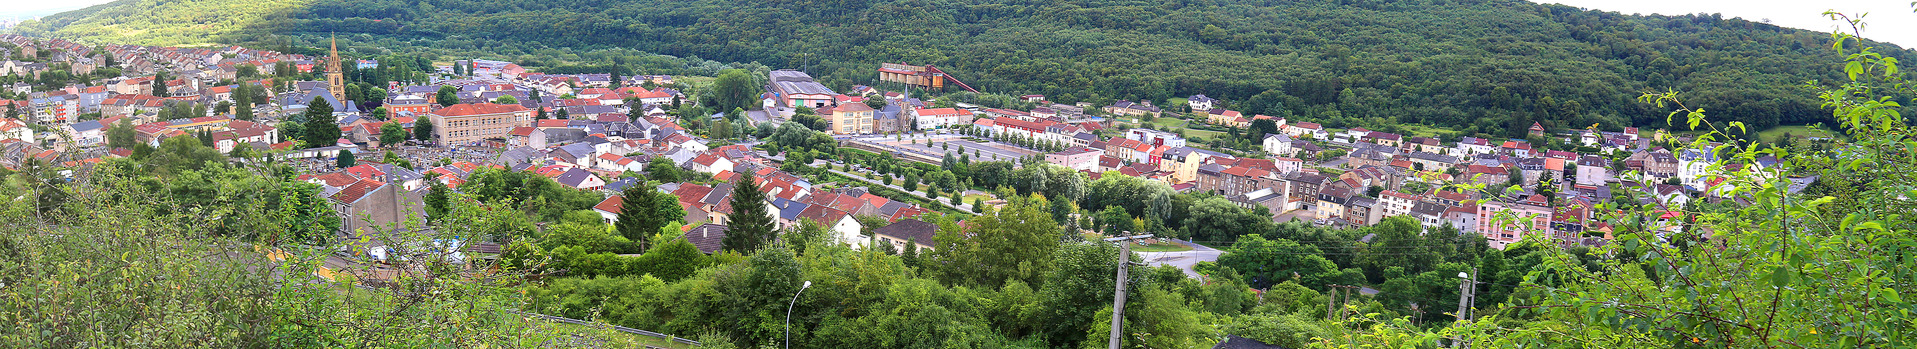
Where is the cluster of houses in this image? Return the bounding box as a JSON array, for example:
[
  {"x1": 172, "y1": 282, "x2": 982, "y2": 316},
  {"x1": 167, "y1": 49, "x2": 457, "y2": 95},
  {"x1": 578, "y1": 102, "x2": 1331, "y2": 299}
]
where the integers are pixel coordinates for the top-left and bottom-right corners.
[
  {"x1": 0, "y1": 32, "x2": 1813, "y2": 255},
  {"x1": 731, "y1": 70, "x2": 1795, "y2": 250},
  {"x1": 0, "y1": 36, "x2": 961, "y2": 260},
  {"x1": 1007, "y1": 96, "x2": 1801, "y2": 249}
]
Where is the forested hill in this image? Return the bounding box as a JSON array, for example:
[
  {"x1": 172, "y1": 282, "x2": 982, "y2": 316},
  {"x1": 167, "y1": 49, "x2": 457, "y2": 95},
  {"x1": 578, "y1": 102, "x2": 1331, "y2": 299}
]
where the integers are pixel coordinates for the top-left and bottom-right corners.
[{"x1": 17, "y1": 0, "x2": 1915, "y2": 136}]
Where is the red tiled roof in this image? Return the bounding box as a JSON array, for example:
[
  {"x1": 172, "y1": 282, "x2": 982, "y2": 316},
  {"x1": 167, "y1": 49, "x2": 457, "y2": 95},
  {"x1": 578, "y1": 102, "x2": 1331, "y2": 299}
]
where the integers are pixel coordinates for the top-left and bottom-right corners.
[
  {"x1": 329, "y1": 178, "x2": 386, "y2": 203},
  {"x1": 310, "y1": 172, "x2": 360, "y2": 187},
  {"x1": 594, "y1": 195, "x2": 625, "y2": 213},
  {"x1": 673, "y1": 184, "x2": 714, "y2": 206},
  {"x1": 431, "y1": 103, "x2": 528, "y2": 117}
]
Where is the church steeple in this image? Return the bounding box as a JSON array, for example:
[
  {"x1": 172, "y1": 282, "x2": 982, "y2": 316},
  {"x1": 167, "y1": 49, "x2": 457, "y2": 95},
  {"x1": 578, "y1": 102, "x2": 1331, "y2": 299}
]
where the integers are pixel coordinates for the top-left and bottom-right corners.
[{"x1": 326, "y1": 35, "x2": 346, "y2": 107}]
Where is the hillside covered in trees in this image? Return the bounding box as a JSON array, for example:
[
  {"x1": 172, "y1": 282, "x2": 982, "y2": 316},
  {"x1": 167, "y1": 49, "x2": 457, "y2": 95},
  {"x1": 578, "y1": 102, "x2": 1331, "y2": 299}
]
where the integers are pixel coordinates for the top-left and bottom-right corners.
[{"x1": 15, "y1": 0, "x2": 1915, "y2": 136}]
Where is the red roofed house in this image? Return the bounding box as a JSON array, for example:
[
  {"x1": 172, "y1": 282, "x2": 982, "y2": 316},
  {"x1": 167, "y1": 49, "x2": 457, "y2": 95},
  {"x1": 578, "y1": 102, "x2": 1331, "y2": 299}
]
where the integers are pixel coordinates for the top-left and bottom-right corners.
[
  {"x1": 210, "y1": 120, "x2": 279, "y2": 153},
  {"x1": 632, "y1": 88, "x2": 673, "y2": 105},
  {"x1": 1104, "y1": 138, "x2": 1152, "y2": 163},
  {"x1": 323, "y1": 177, "x2": 424, "y2": 236},
  {"x1": 689, "y1": 152, "x2": 735, "y2": 174},
  {"x1": 1205, "y1": 109, "x2": 1245, "y2": 126}
]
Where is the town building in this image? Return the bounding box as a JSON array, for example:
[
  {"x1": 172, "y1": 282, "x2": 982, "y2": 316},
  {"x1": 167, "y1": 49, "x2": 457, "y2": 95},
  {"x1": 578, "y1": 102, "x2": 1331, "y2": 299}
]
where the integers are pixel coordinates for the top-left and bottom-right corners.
[{"x1": 430, "y1": 103, "x2": 532, "y2": 144}]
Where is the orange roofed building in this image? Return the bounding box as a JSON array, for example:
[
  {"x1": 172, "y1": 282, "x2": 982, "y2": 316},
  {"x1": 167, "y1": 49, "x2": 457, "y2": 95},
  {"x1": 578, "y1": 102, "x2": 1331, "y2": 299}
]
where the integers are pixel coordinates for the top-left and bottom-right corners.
[{"x1": 430, "y1": 103, "x2": 532, "y2": 144}]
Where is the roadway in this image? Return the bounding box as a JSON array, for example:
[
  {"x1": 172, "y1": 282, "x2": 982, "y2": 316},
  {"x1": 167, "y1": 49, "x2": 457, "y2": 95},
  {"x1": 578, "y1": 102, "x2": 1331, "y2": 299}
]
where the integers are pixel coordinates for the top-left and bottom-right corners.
[{"x1": 1133, "y1": 238, "x2": 1223, "y2": 279}]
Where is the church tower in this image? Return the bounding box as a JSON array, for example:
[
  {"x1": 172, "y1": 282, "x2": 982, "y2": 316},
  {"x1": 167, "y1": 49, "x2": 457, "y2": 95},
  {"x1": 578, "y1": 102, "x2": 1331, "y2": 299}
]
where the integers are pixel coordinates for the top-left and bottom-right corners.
[{"x1": 326, "y1": 36, "x2": 346, "y2": 104}]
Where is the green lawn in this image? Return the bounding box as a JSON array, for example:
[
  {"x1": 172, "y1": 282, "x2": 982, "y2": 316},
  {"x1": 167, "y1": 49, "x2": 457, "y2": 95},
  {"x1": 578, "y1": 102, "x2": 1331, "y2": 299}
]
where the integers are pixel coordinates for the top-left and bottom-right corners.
[
  {"x1": 1754, "y1": 125, "x2": 1834, "y2": 143},
  {"x1": 1394, "y1": 124, "x2": 1451, "y2": 138},
  {"x1": 1150, "y1": 117, "x2": 1188, "y2": 128},
  {"x1": 1183, "y1": 128, "x2": 1224, "y2": 140}
]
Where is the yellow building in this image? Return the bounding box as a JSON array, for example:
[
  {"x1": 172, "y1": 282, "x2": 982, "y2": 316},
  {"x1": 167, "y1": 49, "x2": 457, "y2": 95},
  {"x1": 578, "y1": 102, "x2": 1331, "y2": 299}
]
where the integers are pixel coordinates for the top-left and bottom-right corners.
[
  {"x1": 829, "y1": 102, "x2": 875, "y2": 135},
  {"x1": 431, "y1": 103, "x2": 532, "y2": 144}
]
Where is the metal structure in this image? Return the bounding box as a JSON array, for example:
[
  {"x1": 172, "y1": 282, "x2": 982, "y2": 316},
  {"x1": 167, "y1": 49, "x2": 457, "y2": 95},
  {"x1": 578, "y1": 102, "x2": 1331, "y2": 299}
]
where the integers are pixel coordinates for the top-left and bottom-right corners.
[
  {"x1": 1103, "y1": 233, "x2": 1153, "y2": 349},
  {"x1": 786, "y1": 280, "x2": 812, "y2": 349},
  {"x1": 876, "y1": 63, "x2": 979, "y2": 93}
]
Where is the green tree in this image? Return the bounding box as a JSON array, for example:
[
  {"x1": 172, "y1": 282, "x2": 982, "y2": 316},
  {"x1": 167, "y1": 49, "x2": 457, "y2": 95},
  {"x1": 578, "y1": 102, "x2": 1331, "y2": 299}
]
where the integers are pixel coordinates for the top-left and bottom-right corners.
[
  {"x1": 412, "y1": 118, "x2": 434, "y2": 143},
  {"x1": 336, "y1": 150, "x2": 356, "y2": 168},
  {"x1": 423, "y1": 176, "x2": 449, "y2": 223},
  {"x1": 379, "y1": 121, "x2": 406, "y2": 146},
  {"x1": 1096, "y1": 206, "x2": 1134, "y2": 234},
  {"x1": 143, "y1": 135, "x2": 225, "y2": 175},
  {"x1": 436, "y1": 85, "x2": 459, "y2": 107},
  {"x1": 722, "y1": 243, "x2": 801, "y2": 346},
  {"x1": 616, "y1": 185, "x2": 682, "y2": 251},
  {"x1": 708, "y1": 69, "x2": 756, "y2": 113},
  {"x1": 152, "y1": 72, "x2": 170, "y2": 97},
  {"x1": 1217, "y1": 235, "x2": 1347, "y2": 289},
  {"x1": 631, "y1": 236, "x2": 708, "y2": 282},
  {"x1": 1184, "y1": 196, "x2": 1272, "y2": 242},
  {"x1": 721, "y1": 172, "x2": 774, "y2": 253},
  {"x1": 302, "y1": 96, "x2": 339, "y2": 146},
  {"x1": 930, "y1": 194, "x2": 1061, "y2": 287},
  {"x1": 106, "y1": 117, "x2": 137, "y2": 149},
  {"x1": 646, "y1": 157, "x2": 682, "y2": 182},
  {"x1": 233, "y1": 84, "x2": 256, "y2": 121},
  {"x1": 495, "y1": 95, "x2": 517, "y2": 105},
  {"x1": 901, "y1": 172, "x2": 919, "y2": 192}
]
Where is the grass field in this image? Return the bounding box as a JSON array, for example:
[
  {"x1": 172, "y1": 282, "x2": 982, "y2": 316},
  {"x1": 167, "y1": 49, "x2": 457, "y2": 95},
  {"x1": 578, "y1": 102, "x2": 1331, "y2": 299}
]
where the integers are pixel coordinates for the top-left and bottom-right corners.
[
  {"x1": 1150, "y1": 117, "x2": 1188, "y2": 128},
  {"x1": 1183, "y1": 128, "x2": 1224, "y2": 140},
  {"x1": 675, "y1": 76, "x2": 716, "y2": 91},
  {"x1": 1754, "y1": 125, "x2": 1834, "y2": 143}
]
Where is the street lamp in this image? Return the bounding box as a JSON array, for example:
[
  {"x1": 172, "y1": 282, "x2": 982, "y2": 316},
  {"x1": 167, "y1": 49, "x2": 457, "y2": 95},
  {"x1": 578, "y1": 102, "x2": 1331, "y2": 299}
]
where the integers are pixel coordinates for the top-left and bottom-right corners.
[{"x1": 785, "y1": 280, "x2": 812, "y2": 349}]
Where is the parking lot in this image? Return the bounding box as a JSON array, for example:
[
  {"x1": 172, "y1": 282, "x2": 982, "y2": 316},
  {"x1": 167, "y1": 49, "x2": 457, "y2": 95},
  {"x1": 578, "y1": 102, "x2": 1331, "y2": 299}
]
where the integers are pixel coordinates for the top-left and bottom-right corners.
[{"x1": 851, "y1": 134, "x2": 1040, "y2": 163}]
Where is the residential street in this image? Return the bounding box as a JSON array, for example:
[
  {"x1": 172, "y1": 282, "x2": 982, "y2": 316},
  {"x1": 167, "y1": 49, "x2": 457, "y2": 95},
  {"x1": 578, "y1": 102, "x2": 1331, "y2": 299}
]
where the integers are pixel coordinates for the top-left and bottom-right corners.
[{"x1": 1134, "y1": 239, "x2": 1222, "y2": 279}]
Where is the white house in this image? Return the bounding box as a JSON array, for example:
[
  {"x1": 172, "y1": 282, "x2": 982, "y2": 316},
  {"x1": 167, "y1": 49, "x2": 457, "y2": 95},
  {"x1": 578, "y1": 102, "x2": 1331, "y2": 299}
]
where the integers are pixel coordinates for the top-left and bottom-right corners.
[
  {"x1": 0, "y1": 118, "x2": 34, "y2": 142},
  {"x1": 65, "y1": 119, "x2": 108, "y2": 147},
  {"x1": 688, "y1": 152, "x2": 735, "y2": 174},
  {"x1": 595, "y1": 153, "x2": 646, "y2": 172},
  {"x1": 1187, "y1": 94, "x2": 1217, "y2": 112},
  {"x1": 1458, "y1": 137, "x2": 1496, "y2": 155},
  {"x1": 1262, "y1": 133, "x2": 1294, "y2": 157},
  {"x1": 1126, "y1": 128, "x2": 1187, "y2": 148},
  {"x1": 913, "y1": 107, "x2": 974, "y2": 130},
  {"x1": 1677, "y1": 149, "x2": 1717, "y2": 189}
]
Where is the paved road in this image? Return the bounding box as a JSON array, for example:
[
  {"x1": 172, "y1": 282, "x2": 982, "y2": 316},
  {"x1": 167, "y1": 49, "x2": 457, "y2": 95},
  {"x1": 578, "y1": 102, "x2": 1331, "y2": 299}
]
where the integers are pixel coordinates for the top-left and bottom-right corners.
[{"x1": 1134, "y1": 239, "x2": 1223, "y2": 279}]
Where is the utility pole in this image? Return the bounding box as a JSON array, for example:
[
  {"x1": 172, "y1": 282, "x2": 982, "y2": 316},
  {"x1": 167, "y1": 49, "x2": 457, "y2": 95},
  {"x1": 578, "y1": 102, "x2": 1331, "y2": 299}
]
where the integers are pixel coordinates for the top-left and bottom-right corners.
[
  {"x1": 1325, "y1": 284, "x2": 1338, "y2": 320},
  {"x1": 1325, "y1": 284, "x2": 1360, "y2": 320},
  {"x1": 1456, "y1": 268, "x2": 1477, "y2": 322},
  {"x1": 1454, "y1": 268, "x2": 1477, "y2": 349},
  {"x1": 1104, "y1": 233, "x2": 1152, "y2": 349}
]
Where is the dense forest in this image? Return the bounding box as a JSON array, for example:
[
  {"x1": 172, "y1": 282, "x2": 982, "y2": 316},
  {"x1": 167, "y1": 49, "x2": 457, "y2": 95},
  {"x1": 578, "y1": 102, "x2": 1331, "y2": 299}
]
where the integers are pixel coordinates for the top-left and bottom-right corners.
[{"x1": 15, "y1": 0, "x2": 1916, "y2": 136}]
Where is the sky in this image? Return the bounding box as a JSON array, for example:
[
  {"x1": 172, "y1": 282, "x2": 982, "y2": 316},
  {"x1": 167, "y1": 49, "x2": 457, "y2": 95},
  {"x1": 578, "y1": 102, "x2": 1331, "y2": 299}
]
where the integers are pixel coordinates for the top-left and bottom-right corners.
[
  {"x1": 0, "y1": 0, "x2": 119, "y2": 21},
  {"x1": 1539, "y1": 0, "x2": 1917, "y2": 48}
]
